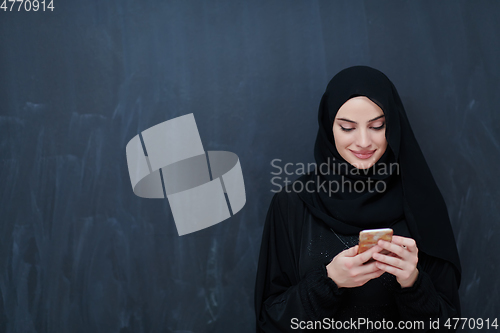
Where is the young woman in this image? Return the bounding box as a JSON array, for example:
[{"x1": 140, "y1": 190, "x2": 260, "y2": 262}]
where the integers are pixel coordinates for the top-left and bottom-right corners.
[{"x1": 254, "y1": 66, "x2": 461, "y2": 332}]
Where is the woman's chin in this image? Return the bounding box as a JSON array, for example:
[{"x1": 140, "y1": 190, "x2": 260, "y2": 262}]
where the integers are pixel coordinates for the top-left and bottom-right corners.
[
  {"x1": 353, "y1": 164, "x2": 373, "y2": 170},
  {"x1": 350, "y1": 160, "x2": 375, "y2": 169}
]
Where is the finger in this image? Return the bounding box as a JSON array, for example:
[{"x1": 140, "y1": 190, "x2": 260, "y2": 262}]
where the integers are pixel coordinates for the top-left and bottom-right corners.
[
  {"x1": 358, "y1": 270, "x2": 385, "y2": 284},
  {"x1": 356, "y1": 245, "x2": 382, "y2": 265},
  {"x1": 391, "y1": 236, "x2": 417, "y2": 252},
  {"x1": 341, "y1": 245, "x2": 359, "y2": 258},
  {"x1": 387, "y1": 251, "x2": 400, "y2": 258},
  {"x1": 353, "y1": 261, "x2": 383, "y2": 276},
  {"x1": 349, "y1": 245, "x2": 359, "y2": 257},
  {"x1": 377, "y1": 240, "x2": 407, "y2": 259},
  {"x1": 375, "y1": 261, "x2": 404, "y2": 277},
  {"x1": 372, "y1": 252, "x2": 404, "y2": 269}
]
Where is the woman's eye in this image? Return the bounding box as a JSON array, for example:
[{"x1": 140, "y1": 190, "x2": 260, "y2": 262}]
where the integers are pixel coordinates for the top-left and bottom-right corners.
[
  {"x1": 340, "y1": 126, "x2": 354, "y2": 132},
  {"x1": 372, "y1": 124, "x2": 386, "y2": 130}
]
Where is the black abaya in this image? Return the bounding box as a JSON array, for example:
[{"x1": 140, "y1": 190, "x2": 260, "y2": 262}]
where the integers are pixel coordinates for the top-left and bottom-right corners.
[
  {"x1": 255, "y1": 66, "x2": 461, "y2": 332},
  {"x1": 254, "y1": 189, "x2": 460, "y2": 332}
]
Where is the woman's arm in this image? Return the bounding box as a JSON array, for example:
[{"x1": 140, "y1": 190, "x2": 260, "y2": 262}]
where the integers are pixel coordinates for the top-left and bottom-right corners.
[
  {"x1": 369, "y1": 235, "x2": 460, "y2": 332},
  {"x1": 254, "y1": 192, "x2": 388, "y2": 332},
  {"x1": 257, "y1": 263, "x2": 345, "y2": 332},
  {"x1": 254, "y1": 193, "x2": 346, "y2": 332},
  {"x1": 392, "y1": 252, "x2": 461, "y2": 332}
]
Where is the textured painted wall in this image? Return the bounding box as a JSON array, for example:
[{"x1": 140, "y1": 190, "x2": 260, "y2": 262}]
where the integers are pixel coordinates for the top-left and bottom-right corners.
[{"x1": 1, "y1": 1, "x2": 499, "y2": 332}]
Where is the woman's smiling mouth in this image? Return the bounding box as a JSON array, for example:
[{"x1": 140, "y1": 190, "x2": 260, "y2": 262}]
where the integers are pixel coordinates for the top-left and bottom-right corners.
[{"x1": 350, "y1": 149, "x2": 376, "y2": 159}]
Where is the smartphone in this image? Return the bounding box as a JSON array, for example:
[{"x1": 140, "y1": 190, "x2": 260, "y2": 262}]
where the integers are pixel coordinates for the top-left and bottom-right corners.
[{"x1": 358, "y1": 228, "x2": 393, "y2": 260}]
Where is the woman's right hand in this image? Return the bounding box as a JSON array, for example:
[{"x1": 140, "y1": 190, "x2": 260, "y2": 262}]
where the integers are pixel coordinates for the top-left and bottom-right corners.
[{"x1": 326, "y1": 245, "x2": 385, "y2": 288}]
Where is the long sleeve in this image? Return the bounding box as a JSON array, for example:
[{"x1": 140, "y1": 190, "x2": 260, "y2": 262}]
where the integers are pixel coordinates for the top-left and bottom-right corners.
[
  {"x1": 391, "y1": 251, "x2": 461, "y2": 332},
  {"x1": 254, "y1": 191, "x2": 462, "y2": 332},
  {"x1": 254, "y1": 193, "x2": 346, "y2": 333}
]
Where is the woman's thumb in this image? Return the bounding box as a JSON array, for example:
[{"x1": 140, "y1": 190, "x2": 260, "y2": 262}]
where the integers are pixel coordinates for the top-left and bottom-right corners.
[{"x1": 343, "y1": 245, "x2": 358, "y2": 257}]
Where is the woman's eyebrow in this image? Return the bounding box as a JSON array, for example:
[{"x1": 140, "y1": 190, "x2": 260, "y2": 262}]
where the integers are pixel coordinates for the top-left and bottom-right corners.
[{"x1": 336, "y1": 115, "x2": 385, "y2": 124}]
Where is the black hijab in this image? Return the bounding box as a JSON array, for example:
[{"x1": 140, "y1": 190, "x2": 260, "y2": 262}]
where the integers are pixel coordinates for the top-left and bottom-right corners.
[{"x1": 295, "y1": 66, "x2": 461, "y2": 285}]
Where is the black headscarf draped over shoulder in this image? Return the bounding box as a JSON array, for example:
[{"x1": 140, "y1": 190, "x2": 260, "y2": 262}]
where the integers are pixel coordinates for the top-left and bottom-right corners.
[{"x1": 294, "y1": 65, "x2": 461, "y2": 285}]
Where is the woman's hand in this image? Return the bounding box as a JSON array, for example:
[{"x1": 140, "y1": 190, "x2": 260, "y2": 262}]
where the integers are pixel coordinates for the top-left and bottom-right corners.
[
  {"x1": 326, "y1": 244, "x2": 385, "y2": 288},
  {"x1": 372, "y1": 235, "x2": 419, "y2": 288}
]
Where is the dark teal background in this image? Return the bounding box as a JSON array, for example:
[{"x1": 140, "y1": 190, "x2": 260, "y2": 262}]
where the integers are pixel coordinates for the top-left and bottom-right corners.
[{"x1": 1, "y1": 1, "x2": 499, "y2": 332}]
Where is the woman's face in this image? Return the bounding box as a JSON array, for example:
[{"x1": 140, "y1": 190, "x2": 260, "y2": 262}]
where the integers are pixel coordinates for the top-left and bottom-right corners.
[{"x1": 332, "y1": 96, "x2": 388, "y2": 169}]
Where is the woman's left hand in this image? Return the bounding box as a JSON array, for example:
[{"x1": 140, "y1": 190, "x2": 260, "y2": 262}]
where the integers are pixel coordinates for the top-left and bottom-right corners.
[{"x1": 372, "y1": 235, "x2": 419, "y2": 288}]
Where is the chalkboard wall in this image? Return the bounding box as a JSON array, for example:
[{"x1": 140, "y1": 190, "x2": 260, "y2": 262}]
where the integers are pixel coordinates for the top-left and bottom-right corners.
[{"x1": 1, "y1": 1, "x2": 499, "y2": 332}]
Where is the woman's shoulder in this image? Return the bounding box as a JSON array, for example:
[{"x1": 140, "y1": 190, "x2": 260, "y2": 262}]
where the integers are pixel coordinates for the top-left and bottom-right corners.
[
  {"x1": 269, "y1": 183, "x2": 307, "y2": 211},
  {"x1": 265, "y1": 185, "x2": 310, "y2": 241}
]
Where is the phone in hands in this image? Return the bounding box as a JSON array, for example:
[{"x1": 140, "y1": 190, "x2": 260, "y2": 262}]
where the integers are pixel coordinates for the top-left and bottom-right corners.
[{"x1": 358, "y1": 228, "x2": 393, "y2": 264}]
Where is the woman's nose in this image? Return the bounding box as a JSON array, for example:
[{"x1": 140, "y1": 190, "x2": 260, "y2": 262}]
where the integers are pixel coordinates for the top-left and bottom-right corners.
[{"x1": 356, "y1": 129, "x2": 371, "y2": 148}]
